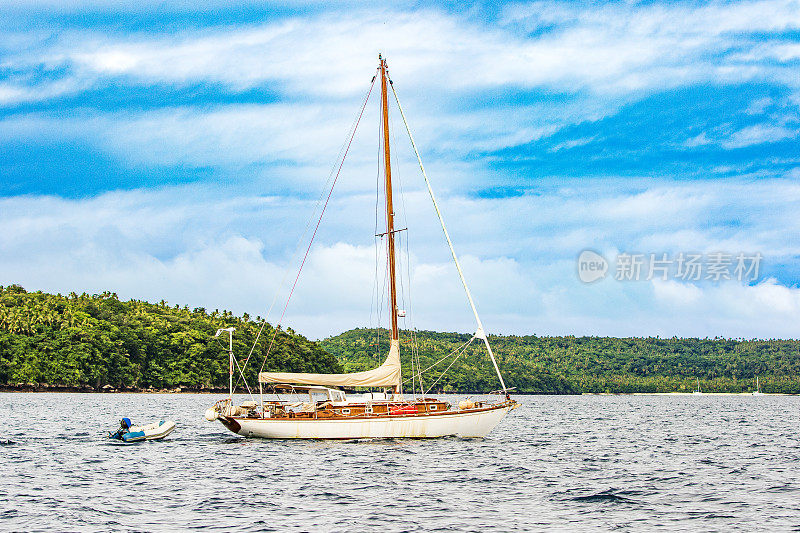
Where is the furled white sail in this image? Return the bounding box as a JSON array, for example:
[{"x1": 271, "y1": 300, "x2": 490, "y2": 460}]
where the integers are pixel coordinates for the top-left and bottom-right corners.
[{"x1": 258, "y1": 340, "x2": 401, "y2": 388}]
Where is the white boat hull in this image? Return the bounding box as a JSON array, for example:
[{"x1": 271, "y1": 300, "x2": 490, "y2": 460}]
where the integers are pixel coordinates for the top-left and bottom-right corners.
[{"x1": 218, "y1": 404, "x2": 514, "y2": 439}]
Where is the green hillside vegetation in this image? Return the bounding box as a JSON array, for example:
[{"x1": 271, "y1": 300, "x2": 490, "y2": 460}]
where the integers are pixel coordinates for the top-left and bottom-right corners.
[
  {"x1": 321, "y1": 328, "x2": 800, "y2": 394},
  {"x1": 0, "y1": 285, "x2": 340, "y2": 390},
  {"x1": 3, "y1": 285, "x2": 799, "y2": 394}
]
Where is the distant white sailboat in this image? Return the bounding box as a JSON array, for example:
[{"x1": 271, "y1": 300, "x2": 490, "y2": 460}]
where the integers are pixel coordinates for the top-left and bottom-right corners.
[
  {"x1": 692, "y1": 378, "x2": 703, "y2": 395},
  {"x1": 752, "y1": 376, "x2": 764, "y2": 396}
]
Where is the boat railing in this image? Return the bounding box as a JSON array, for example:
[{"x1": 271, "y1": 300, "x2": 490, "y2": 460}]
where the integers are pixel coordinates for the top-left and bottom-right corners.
[{"x1": 218, "y1": 392, "x2": 513, "y2": 421}]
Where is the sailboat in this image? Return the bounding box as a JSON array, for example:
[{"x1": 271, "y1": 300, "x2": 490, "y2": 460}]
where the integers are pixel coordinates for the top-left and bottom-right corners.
[
  {"x1": 692, "y1": 378, "x2": 702, "y2": 395},
  {"x1": 204, "y1": 56, "x2": 517, "y2": 439},
  {"x1": 752, "y1": 376, "x2": 764, "y2": 396}
]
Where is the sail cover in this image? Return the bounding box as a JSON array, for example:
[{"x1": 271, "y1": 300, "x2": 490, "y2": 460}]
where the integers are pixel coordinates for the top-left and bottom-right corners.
[{"x1": 259, "y1": 340, "x2": 401, "y2": 388}]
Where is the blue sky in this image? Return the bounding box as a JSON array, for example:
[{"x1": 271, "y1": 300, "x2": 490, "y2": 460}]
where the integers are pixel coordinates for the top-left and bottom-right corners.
[{"x1": 1, "y1": 0, "x2": 800, "y2": 339}]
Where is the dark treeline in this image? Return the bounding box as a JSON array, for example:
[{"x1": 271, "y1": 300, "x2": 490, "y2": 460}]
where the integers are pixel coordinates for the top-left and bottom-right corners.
[
  {"x1": 320, "y1": 328, "x2": 800, "y2": 394},
  {"x1": 0, "y1": 285, "x2": 340, "y2": 390}
]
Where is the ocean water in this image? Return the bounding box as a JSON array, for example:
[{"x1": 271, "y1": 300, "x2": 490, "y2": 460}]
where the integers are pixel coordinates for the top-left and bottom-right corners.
[{"x1": 1, "y1": 392, "x2": 799, "y2": 531}]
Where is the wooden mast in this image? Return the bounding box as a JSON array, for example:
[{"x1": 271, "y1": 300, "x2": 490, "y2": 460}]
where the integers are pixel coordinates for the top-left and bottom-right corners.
[{"x1": 380, "y1": 55, "x2": 400, "y2": 344}]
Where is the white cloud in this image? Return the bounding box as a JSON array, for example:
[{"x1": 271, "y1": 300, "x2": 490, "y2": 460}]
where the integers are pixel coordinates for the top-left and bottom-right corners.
[
  {"x1": 732, "y1": 42, "x2": 800, "y2": 63},
  {"x1": 3, "y1": 0, "x2": 800, "y2": 110},
  {"x1": 2, "y1": 174, "x2": 800, "y2": 339},
  {"x1": 721, "y1": 124, "x2": 799, "y2": 148},
  {"x1": 0, "y1": 92, "x2": 601, "y2": 194},
  {"x1": 59, "y1": 2, "x2": 799, "y2": 97},
  {"x1": 548, "y1": 136, "x2": 595, "y2": 152},
  {"x1": 0, "y1": 84, "x2": 30, "y2": 104},
  {"x1": 0, "y1": 78, "x2": 86, "y2": 105},
  {"x1": 683, "y1": 132, "x2": 712, "y2": 148},
  {"x1": 1, "y1": 0, "x2": 798, "y2": 191},
  {"x1": 648, "y1": 278, "x2": 800, "y2": 338},
  {"x1": 2, "y1": 0, "x2": 800, "y2": 338},
  {"x1": 652, "y1": 279, "x2": 704, "y2": 306},
  {"x1": 746, "y1": 97, "x2": 773, "y2": 115}
]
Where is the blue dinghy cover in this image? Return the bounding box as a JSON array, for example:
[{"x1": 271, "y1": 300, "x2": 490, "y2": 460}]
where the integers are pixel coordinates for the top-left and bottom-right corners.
[{"x1": 121, "y1": 430, "x2": 146, "y2": 443}]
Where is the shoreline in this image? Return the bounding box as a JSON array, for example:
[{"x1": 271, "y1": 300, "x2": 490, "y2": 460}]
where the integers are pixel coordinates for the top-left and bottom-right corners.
[
  {"x1": 0, "y1": 386, "x2": 793, "y2": 396},
  {"x1": 581, "y1": 392, "x2": 793, "y2": 396},
  {"x1": 0, "y1": 384, "x2": 228, "y2": 394}
]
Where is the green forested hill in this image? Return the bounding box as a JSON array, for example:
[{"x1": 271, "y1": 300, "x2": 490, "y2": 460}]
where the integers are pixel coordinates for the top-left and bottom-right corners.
[
  {"x1": 0, "y1": 285, "x2": 340, "y2": 390},
  {"x1": 321, "y1": 328, "x2": 800, "y2": 394},
  {"x1": 3, "y1": 284, "x2": 800, "y2": 394}
]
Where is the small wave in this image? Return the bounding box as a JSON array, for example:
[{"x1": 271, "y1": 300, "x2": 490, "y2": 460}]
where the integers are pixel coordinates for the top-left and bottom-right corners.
[
  {"x1": 316, "y1": 491, "x2": 350, "y2": 501},
  {"x1": 687, "y1": 511, "x2": 736, "y2": 519},
  {"x1": 562, "y1": 489, "x2": 641, "y2": 505},
  {"x1": 0, "y1": 439, "x2": 15, "y2": 446},
  {"x1": 765, "y1": 483, "x2": 799, "y2": 493}
]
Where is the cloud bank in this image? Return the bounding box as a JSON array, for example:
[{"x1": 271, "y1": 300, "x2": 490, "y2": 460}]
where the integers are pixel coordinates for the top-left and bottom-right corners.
[{"x1": 1, "y1": 0, "x2": 799, "y2": 338}]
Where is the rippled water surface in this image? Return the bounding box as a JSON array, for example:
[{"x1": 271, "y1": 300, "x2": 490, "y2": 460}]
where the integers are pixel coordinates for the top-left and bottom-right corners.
[{"x1": 2, "y1": 393, "x2": 800, "y2": 531}]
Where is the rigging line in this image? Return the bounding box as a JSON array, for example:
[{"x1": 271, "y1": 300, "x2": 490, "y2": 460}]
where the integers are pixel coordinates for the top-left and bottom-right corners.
[
  {"x1": 396, "y1": 232, "x2": 406, "y2": 324},
  {"x1": 395, "y1": 231, "x2": 409, "y2": 391},
  {"x1": 388, "y1": 103, "x2": 418, "y2": 396},
  {"x1": 236, "y1": 71, "x2": 380, "y2": 386},
  {"x1": 389, "y1": 80, "x2": 507, "y2": 394},
  {"x1": 373, "y1": 97, "x2": 389, "y2": 360},
  {"x1": 422, "y1": 337, "x2": 475, "y2": 395},
  {"x1": 370, "y1": 104, "x2": 383, "y2": 357},
  {"x1": 258, "y1": 73, "x2": 377, "y2": 376},
  {"x1": 414, "y1": 329, "x2": 424, "y2": 397},
  {"x1": 376, "y1": 237, "x2": 390, "y2": 358},
  {"x1": 397, "y1": 234, "x2": 419, "y2": 397},
  {"x1": 215, "y1": 336, "x2": 255, "y2": 402},
  {"x1": 395, "y1": 146, "x2": 421, "y2": 395},
  {"x1": 376, "y1": 238, "x2": 386, "y2": 359},
  {"x1": 251, "y1": 79, "x2": 377, "y2": 378},
  {"x1": 402, "y1": 335, "x2": 474, "y2": 385},
  {"x1": 232, "y1": 351, "x2": 254, "y2": 399}
]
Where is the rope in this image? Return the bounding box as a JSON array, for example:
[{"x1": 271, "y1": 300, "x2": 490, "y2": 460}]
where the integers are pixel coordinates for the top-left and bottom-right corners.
[
  {"x1": 389, "y1": 80, "x2": 508, "y2": 393},
  {"x1": 371, "y1": 115, "x2": 383, "y2": 360},
  {"x1": 230, "y1": 71, "x2": 379, "y2": 395},
  {"x1": 216, "y1": 336, "x2": 254, "y2": 402},
  {"x1": 422, "y1": 337, "x2": 475, "y2": 395},
  {"x1": 232, "y1": 351, "x2": 254, "y2": 398},
  {"x1": 402, "y1": 335, "x2": 474, "y2": 386},
  {"x1": 257, "y1": 72, "x2": 378, "y2": 378},
  {"x1": 412, "y1": 328, "x2": 424, "y2": 396}
]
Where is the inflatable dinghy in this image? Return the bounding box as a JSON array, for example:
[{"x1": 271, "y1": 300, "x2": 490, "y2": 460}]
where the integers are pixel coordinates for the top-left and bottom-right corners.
[{"x1": 108, "y1": 419, "x2": 176, "y2": 443}]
